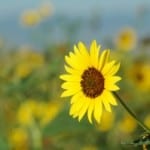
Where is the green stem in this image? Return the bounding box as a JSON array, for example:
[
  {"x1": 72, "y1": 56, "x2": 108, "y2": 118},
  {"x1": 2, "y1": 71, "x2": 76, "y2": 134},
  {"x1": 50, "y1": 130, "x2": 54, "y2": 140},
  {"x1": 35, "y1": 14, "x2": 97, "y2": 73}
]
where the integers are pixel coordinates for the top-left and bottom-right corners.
[
  {"x1": 30, "y1": 121, "x2": 42, "y2": 150},
  {"x1": 113, "y1": 92, "x2": 150, "y2": 133}
]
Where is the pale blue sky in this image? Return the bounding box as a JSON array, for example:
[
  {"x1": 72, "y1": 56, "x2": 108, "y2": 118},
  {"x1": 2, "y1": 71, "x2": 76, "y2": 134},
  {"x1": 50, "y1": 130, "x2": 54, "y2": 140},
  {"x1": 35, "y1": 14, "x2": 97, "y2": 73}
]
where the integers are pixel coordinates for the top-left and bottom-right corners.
[
  {"x1": 0, "y1": 0, "x2": 150, "y2": 18},
  {"x1": 0, "y1": 0, "x2": 149, "y2": 46}
]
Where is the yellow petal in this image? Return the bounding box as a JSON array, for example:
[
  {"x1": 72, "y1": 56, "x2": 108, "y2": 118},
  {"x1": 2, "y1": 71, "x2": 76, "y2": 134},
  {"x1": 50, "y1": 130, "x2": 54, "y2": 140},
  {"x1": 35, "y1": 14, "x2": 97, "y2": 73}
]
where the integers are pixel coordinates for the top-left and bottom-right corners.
[
  {"x1": 105, "y1": 84, "x2": 120, "y2": 91},
  {"x1": 64, "y1": 65, "x2": 81, "y2": 75},
  {"x1": 106, "y1": 63, "x2": 120, "y2": 76},
  {"x1": 65, "y1": 52, "x2": 82, "y2": 70},
  {"x1": 78, "y1": 42, "x2": 90, "y2": 60},
  {"x1": 61, "y1": 82, "x2": 81, "y2": 90},
  {"x1": 61, "y1": 88, "x2": 80, "y2": 97},
  {"x1": 98, "y1": 50, "x2": 110, "y2": 70},
  {"x1": 78, "y1": 98, "x2": 91, "y2": 121},
  {"x1": 93, "y1": 98, "x2": 102, "y2": 123},
  {"x1": 73, "y1": 45, "x2": 90, "y2": 69},
  {"x1": 102, "y1": 97, "x2": 112, "y2": 112},
  {"x1": 87, "y1": 101, "x2": 95, "y2": 124},
  {"x1": 90, "y1": 40, "x2": 100, "y2": 68},
  {"x1": 60, "y1": 74, "x2": 81, "y2": 81},
  {"x1": 65, "y1": 55, "x2": 83, "y2": 71},
  {"x1": 105, "y1": 76, "x2": 122, "y2": 90},
  {"x1": 101, "y1": 60, "x2": 116, "y2": 75},
  {"x1": 73, "y1": 45, "x2": 80, "y2": 55},
  {"x1": 70, "y1": 91, "x2": 83, "y2": 104},
  {"x1": 69, "y1": 98, "x2": 86, "y2": 116},
  {"x1": 103, "y1": 90, "x2": 117, "y2": 106}
]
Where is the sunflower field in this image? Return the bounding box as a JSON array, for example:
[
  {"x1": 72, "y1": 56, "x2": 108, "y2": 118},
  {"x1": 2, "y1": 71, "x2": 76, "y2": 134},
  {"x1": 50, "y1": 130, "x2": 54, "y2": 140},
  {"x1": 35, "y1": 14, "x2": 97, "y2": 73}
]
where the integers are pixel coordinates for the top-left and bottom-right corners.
[{"x1": 0, "y1": 1, "x2": 150, "y2": 150}]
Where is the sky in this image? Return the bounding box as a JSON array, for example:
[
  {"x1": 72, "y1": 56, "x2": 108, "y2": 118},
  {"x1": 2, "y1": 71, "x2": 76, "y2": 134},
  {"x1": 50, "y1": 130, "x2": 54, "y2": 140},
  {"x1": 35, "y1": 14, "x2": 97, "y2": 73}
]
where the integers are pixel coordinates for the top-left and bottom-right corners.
[
  {"x1": 0, "y1": 0, "x2": 149, "y2": 47},
  {"x1": 0, "y1": 0, "x2": 150, "y2": 18}
]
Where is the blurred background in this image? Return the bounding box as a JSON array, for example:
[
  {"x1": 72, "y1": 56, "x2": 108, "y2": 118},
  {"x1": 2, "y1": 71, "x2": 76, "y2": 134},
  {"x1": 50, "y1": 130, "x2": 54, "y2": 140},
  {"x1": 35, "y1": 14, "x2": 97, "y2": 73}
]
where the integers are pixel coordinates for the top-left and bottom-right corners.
[{"x1": 0, "y1": 0, "x2": 150, "y2": 149}]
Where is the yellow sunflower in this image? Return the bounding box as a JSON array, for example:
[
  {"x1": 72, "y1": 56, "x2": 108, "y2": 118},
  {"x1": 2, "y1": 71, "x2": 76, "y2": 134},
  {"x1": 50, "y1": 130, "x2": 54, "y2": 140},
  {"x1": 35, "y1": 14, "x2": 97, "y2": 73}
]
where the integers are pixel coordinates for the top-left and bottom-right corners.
[
  {"x1": 114, "y1": 27, "x2": 137, "y2": 51},
  {"x1": 60, "y1": 40, "x2": 121, "y2": 123},
  {"x1": 128, "y1": 62, "x2": 150, "y2": 92},
  {"x1": 21, "y1": 10, "x2": 41, "y2": 27}
]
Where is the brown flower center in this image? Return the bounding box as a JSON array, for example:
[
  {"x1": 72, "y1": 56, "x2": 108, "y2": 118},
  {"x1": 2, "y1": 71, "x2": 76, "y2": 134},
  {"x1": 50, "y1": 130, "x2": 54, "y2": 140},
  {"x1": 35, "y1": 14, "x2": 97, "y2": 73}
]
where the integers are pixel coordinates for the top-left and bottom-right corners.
[
  {"x1": 80, "y1": 67, "x2": 104, "y2": 98},
  {"x1": 136, "y1": 72, "x2": 143, "y2": 82}
]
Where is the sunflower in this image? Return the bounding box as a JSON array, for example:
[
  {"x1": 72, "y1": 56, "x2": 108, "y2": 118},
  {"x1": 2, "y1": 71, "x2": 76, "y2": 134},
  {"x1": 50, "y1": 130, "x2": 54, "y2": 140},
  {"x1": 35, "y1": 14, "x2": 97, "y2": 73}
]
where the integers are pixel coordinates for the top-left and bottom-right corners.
[
  {"x1": 114, "y1": 27, "x2": 137, "y2": 51},
  {"x1": 128, "y1": 62, "x2": 150, "y2": 92},
  {"x1": 21, "y1": 10, "x2": 41, "y2": 27},
  {"x1": 60, "y1": 40, "x2": 121, "y2": 123}
]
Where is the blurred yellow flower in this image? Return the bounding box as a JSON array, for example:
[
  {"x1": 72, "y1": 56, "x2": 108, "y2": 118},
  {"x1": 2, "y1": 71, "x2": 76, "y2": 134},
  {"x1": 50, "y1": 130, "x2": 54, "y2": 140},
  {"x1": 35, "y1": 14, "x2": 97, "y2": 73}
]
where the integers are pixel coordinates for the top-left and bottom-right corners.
[
  {"x1": 40, "y1": 101, "x2": 62, "y2": 127},
  {"x1": 128, "y1": 62, "x2": 150, "y2": 92},
  {"x1": 17, "y1": 100, "x2": 62, "y2": 127},
  {"x1": 118, "y1": 114, "x2": 137, "y2": 134},
  {"x1": 97, "y1": 111, "x2": 115, "y2": 132},
  {"x1": 38, "y1": 3, "x2": 53, "y2": 18},
  {"x1": 32, "y1": 101, "x2": 47, "y2": 119},
  {"x1": 20, "y1": 50, "x2": 45, "y2": 65},
  {"x1": 144, "y1": 115, "x2": 150, "y2": 128},
  {"x1": 60, "y1": 40, "x2": 121, "y2": 124},
  {"x1": 15, "y1": 51, "x2": 45, "y2": 78},
  {"x1": 115, "y1": 27, "x2": 137, "y2": 51},
  {"x1": 17, "y1": 100, "x2": 34, "y2": 126},
  {"x1": 21, "y1": 10, "x2": 41, "y2": 26},
  {"x1": 15, "y1": 62, "x2": 33, "y2": 78},
  {"x1": 9, "y1": 128, "x2": 29, "y2": 150},
  {"x1": 81, "y1": 145, "x2": 98, "y2": 150}
]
